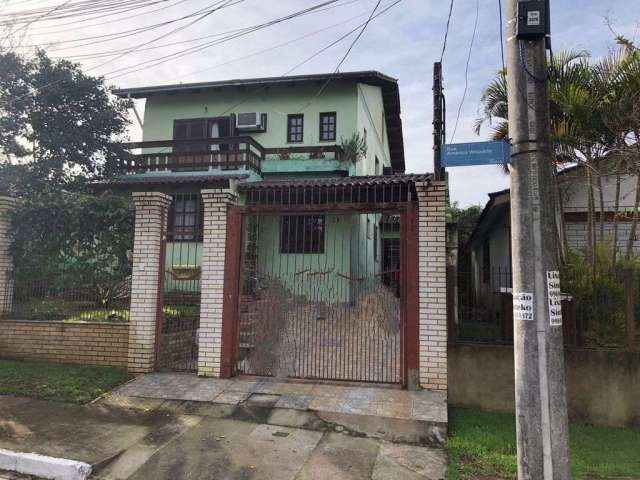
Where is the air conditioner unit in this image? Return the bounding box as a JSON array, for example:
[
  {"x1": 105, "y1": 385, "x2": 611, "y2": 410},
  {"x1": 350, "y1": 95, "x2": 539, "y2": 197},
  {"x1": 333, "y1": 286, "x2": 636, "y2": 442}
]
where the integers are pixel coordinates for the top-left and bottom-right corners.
[{"x1": 236, "y1": 112, "x2": 265, "y2": 130}]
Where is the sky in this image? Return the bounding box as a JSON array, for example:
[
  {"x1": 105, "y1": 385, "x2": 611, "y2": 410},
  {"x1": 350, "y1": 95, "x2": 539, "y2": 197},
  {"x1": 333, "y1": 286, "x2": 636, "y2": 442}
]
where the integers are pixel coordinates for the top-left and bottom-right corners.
[{"x1": 2, "y1": 0, "x2": 639, "y2": 207}]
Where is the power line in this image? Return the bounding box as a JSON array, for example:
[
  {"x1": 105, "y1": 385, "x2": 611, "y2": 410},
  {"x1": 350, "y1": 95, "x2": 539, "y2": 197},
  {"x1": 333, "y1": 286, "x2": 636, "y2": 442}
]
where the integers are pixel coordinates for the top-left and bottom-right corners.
[
  {"x1": 5, "y1": 0, "x2": 240, "y2": 105},
  {"x1": 1, "y1": 0, "x2": 72, "y2": 40},
  {"x1": 439, "y1": 0, "x2": 454, "y2": 62},
  {"x1": 109, "y1": 1, "x2": 383, "y2": 82},
  {"x1": 14, "y1": 1, "x2": 234, "y2": 51},
  {"x1": 99, "y1": 0, "x2": 351, "y2": 79},
  {"x1": 450, "y1": 0, "x2": 478, "y2": 143},
  {"x1": 52, "y1": 0, "x2": 360, "y2": 60},
  {"x1": 6, "y1": 0, "x2": 357, "y2": 105},
  {"x1": 296, "y1": 0, "x2": 384, "y2": 112},
  {"x1": 25, "y1": 0, "x2": 186, "y2": 35},
  {"x1": 148, "y1": 0, "x2": 402, "y2": 154},
  {"x1": 87, "y1": 0, "x2": 240, "y2": 72}
]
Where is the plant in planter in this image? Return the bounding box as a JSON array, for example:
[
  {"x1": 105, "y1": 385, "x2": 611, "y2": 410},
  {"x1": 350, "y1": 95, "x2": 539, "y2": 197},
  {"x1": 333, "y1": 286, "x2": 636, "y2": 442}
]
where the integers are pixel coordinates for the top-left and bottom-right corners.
[{"x1": 339, "y1": 133, "x2": 367, "y2": 163}]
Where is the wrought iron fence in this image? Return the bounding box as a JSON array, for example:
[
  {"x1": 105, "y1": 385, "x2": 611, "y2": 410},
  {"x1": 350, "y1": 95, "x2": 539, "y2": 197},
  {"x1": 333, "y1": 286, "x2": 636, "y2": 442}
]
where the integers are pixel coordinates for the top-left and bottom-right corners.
[
  {"x1": 0, "y1": 273, "x2": 131, "y2": 322},
  {"x1": 456, "y1": 267, "x2": 639, "y2": 350}
]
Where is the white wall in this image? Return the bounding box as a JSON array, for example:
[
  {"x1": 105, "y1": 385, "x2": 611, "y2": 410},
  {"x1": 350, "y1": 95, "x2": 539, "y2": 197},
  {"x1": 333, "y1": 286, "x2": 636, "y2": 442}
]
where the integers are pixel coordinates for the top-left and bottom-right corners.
[{"x1": 560, "y1": 172, "x2": 637, "y2": 212}]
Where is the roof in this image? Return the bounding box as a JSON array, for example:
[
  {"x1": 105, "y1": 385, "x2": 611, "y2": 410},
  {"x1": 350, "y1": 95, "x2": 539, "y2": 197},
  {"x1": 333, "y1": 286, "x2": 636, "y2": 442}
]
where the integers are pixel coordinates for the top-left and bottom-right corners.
[
  {"x1": 238, "y1": 173, "x2": 432, "y2": 190},
  {"x1": 112, "y1": 71, "x2": 405, "y2": 172},
  {"x1": 467, "y1": 188, "x2": 511, "y2": 247}
]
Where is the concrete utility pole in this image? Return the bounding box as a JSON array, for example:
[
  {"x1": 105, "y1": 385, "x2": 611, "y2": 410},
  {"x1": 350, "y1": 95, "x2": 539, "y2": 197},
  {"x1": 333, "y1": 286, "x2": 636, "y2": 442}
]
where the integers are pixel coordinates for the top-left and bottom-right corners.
[{"x1": 504, "y1": 1, "x2": 571, "y2": 478}]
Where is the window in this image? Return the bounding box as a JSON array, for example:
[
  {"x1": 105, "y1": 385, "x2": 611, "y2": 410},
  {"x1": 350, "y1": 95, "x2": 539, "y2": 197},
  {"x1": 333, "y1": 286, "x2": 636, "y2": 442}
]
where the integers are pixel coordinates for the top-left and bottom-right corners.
[
  {"x1": 173, "y1": 119, "x2": 207, "y2": 152},
  {"x1": 482, "y1": 240, "x2": 491, "y2": 284},
  {"x1": 287, "y1": 114, "x2": 304, "y2": 143},
  {"x1": 319, "y1": 112, "x2": 336, "y2": 141},
  {"x1": 375, "y1": 156, "x2": 380, "y2": 175},
  {"x1": 168, "y1": 194, "x2": 202, "y2": 241},
  {"x1": 280, "y1": 215, "x2": 325, "y2": 254},
  {"x1": 173, "y1": 118, "x2": 231, "y2": 153}
]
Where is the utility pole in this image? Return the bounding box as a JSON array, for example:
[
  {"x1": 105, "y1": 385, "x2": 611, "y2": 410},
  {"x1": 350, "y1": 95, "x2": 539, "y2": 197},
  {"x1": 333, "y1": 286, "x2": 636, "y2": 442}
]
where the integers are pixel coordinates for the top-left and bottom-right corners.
[
  {"x1": 505, "y1": 1, "x2": 571, "y2": 478},
  {"x1": 433, "y1": 61, "x2": 445, "y2": 180}
]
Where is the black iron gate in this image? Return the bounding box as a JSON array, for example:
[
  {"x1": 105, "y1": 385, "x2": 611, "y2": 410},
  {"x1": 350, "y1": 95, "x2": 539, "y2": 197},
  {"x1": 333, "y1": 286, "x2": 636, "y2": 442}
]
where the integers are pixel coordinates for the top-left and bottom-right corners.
[
  {"x1": 237, "y1": 211, "x2": 403, "y2": 384},
  {"x1": 156, "y1": 193, "x2": 202, "y2": 372}
]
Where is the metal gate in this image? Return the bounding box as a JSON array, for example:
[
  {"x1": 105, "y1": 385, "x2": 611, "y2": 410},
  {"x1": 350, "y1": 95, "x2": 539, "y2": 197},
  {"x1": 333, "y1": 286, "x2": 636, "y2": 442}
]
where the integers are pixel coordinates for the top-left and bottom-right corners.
[
  {"x1": 237, "y1": 210, "x2": 403, "y2": 384},
  {"x1": 156, "y1": 193, "x2": 202, "y2": 372}
]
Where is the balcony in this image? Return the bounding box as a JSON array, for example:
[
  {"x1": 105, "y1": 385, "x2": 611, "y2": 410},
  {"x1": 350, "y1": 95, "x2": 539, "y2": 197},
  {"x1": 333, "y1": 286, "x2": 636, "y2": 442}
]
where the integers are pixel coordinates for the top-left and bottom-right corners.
[
  {"x1": 118, "y1": 138, "x2": 346, "y2": 176},
  {"x1": 119, "y1": 137, "x2": 265, "y2": 175}
]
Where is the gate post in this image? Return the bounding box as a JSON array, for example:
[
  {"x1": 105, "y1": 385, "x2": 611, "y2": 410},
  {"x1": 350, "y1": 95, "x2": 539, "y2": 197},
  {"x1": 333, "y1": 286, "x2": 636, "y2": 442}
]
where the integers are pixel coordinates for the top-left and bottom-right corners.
[
  {"x1": 198, "y1": 187, "x2": 239, "y2": 377},
  {"x1": 0, "y1": 196, "x2": 16, "y2": 315},
  {"x1": 128, "y1": 192, "x2": 172, "y2": 374},
  {"x1": 415, "y1": 180, "x2": 448, "y2": 392}
]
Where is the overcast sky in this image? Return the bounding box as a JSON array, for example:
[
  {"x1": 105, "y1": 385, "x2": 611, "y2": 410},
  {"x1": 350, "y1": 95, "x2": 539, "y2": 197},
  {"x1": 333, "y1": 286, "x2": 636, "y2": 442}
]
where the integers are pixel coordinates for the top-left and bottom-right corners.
[{"x1": 3, "y1": 0, "x2": 639, "y2": 206}]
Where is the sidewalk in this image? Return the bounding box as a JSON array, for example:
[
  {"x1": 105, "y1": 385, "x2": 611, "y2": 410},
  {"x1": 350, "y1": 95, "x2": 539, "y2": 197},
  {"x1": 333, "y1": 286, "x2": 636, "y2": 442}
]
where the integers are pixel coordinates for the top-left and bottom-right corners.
[{"x1": 0, "y1": 375, "x2": 448, "y2": 479}]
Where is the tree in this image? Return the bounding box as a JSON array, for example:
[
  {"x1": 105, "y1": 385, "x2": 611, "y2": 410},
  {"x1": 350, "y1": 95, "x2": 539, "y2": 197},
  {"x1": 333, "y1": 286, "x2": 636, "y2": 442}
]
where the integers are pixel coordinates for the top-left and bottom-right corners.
[
  {"x1": 448, "y1": 201, "x2": 483, "y2": 275},
  {"x1": 11, "y1": 191, "x2": 134, "y2": 308},
  {"x1": 476, "y1": 44, "x2": 640, "y2": 271},
  {"x1": 0, "y1": 50, "x2": 131, "y2": 196}
]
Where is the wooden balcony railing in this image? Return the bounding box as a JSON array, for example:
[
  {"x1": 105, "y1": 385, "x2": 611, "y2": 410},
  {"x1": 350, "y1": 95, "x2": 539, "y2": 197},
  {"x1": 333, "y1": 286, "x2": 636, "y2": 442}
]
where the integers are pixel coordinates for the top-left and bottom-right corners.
[{"x1": 119, "y1": 137, "x2": 265, "y2": 174}]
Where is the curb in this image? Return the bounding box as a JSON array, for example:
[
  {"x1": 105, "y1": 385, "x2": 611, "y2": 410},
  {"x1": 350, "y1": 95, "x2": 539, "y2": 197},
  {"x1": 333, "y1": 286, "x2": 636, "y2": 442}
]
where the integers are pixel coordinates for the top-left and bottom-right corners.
[{"x1": 0, "y1": 449, "x2": 91, "y2": 480}]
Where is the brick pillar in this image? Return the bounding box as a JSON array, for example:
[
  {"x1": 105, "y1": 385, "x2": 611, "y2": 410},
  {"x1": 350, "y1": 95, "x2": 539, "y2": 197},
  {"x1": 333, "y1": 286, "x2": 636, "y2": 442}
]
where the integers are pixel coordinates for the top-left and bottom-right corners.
[
  {"x1": 128, "y1": 192, "x2": 172, "y2": 374},
  {"x1": 0, "y1": 196, "x2": 15, "y2": 315},
  {"x1": 415, "y1": 180, "x2": 448, "y2": 391},
  {"x1": 198, "y1": 188, "x2": 238, "y2": 377}
]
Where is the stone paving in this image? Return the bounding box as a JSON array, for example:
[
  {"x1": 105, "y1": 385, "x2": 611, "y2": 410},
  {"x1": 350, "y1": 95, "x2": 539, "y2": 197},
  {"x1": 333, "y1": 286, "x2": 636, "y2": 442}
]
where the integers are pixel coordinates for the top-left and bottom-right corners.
[{"x1": 116, "y1": 373, "x2": 448, "y2": 424}]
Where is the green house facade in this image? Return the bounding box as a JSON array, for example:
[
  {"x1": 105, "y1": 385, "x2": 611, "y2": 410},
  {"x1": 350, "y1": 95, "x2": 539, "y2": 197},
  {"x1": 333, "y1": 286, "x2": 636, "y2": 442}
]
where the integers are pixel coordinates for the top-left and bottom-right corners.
[{"x1": 112, "y1": 71, "x2": 406, "y2": 302}]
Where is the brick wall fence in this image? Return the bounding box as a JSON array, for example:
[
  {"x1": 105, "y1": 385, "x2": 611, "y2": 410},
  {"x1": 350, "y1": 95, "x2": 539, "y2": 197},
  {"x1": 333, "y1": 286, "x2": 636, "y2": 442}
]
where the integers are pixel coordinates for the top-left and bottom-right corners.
[
  {"x1": 415, "y1": 180, "x2": 448, "y2": 392},
  {"x1": 0, "y1": 320, "x2": 129, "y2": 368}
]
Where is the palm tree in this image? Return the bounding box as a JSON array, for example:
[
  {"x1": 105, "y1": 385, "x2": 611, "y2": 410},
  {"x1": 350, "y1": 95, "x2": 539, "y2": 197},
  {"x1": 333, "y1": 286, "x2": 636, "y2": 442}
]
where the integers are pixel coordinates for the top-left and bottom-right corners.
[{"x1": 475, "y1": 46, "x2": 640, "y2": 272}]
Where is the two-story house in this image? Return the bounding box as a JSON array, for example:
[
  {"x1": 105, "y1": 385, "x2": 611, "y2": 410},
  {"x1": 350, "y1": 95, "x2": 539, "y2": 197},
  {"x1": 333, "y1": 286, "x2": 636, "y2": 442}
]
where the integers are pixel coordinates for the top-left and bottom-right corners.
[{"x1": 108, "y1": 71, "x2": 448, "y2": 392}]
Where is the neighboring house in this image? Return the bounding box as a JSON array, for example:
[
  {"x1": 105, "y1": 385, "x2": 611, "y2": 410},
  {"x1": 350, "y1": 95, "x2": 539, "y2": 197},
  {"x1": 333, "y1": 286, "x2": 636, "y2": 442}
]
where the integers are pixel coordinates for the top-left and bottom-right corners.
[
  {"x1": 468, "y1": 163, "x2": 640, "y2": 301},
  {"x1": 103, "y1": 71, "x2": 449, "y2": 391}
]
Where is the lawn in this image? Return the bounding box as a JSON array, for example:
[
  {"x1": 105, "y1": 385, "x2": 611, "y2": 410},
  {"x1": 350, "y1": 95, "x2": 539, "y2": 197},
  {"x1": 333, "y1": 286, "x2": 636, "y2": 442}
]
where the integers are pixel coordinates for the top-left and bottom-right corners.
[
  {"x1": 448, "y1": 407, "x2": 640, "y2": 479},
  {"x1": 0, "y1": 359, "x2": 133, "y2": 404}
]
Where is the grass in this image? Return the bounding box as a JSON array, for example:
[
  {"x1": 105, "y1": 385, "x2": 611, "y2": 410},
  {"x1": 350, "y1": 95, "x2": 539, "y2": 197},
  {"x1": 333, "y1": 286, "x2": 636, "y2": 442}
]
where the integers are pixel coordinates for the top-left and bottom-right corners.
[
  {"x1": 448, "y1": 407, "x2": 640, "y2": 479},
  {"x1": 0, "y1": 359, "x2": 133, "y2": 404}
]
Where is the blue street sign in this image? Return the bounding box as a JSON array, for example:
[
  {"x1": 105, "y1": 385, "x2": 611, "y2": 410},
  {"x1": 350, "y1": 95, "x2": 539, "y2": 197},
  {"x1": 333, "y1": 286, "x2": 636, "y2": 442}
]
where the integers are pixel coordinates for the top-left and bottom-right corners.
[{"x1": 441, "y1": 140, "x2": 511, "y2": 167}]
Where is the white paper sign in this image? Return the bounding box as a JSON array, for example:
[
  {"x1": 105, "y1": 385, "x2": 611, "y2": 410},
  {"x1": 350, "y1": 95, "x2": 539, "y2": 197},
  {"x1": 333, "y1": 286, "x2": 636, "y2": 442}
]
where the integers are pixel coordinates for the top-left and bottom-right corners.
[
  {"x1": 513, "y1": 292, "x2": 534, "y2": 321},
  {"x1": 547, "y1": 270, "x2": 562, "y2": 326}
]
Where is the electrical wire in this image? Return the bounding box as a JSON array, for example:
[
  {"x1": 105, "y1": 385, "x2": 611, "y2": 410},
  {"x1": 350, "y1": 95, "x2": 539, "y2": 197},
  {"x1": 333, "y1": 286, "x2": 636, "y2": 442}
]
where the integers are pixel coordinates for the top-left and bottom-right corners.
[
  {"x1": 52, "y1": 0, "x2": 360, "y2": 60},
  {"x1": 6, "y1": 0, "x2": 357, "y2": 105},
  {"x1": 25, "y1": 0, "x2": 188, "y2": 35},
  {"x1": 449, "y1": 0, "x2": 478, "y2": 143},
  {"x1": 14, "y1": 1, "x2": 237, "y2": 51},
  {"x1": 5, "y1": 0, "x2": 240, "y2": 105},
  {"x1": 440, "y1": 0, "x2": 454, "y2": 63},
  {"x1": 99, "y1": 0, "x2": 351, "y2": 80},
  {"x1": 87, "y1": 0, "x2": 241, "y2": 72},
  {"x1": 1, "y1": 0, "x2": 72, "y2": 41},
  {"x1": 295, "y1": 0, "x2": 384, "y2": 113},
  {"x1": 148, "y1": 0, "x2": 402, "y2": 157},
  {"x1": 518, "y1": 40, "x2": 548, "y2": 82},
  {"x1": 112, "y1": 1, "x2": 388, "y2": 83}
]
